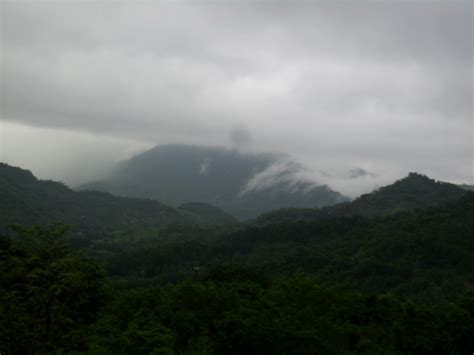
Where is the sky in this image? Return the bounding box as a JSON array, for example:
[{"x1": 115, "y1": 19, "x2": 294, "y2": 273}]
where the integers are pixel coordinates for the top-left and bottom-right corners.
[{"x1": 0, "y1": 1, "x2": 472, "y2": 196}]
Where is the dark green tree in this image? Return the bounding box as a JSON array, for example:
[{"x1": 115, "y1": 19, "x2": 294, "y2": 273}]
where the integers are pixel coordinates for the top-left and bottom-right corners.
[{"x1": 0, "y1": 224, "x2": 108, "y2": 353}]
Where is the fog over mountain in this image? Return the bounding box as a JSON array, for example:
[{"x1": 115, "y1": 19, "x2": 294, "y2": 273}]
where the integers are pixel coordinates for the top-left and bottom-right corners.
[
  {"x1": 1, "y1": 1, "x2": 472, "y2": 196},
  {"x1": 80, "y1": 144, "x2": 348, "y2": 219}
]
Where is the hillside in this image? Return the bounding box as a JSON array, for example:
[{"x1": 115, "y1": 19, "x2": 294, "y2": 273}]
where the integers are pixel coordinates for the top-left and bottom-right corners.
[
  {"x1": 0, "y1": 163, "x2": 223, "y2": 238},
  {"x1": 80, "y1": 144, "x2": 348, "y2": 219},
  {"x1": 256, "y1": 172, "x2": 468, "y2": 224},
  {"x1": 3, "y1": 218, "x2": 474, "y2": 354},
  {"x1": 105, "y1": 192, "x2": 474, "y2": 301},
  {"x1": 460, "y1": 184, "x2": 474, "y2": 191},
  {"x1": 179, "y1": 202, "x2": 237, "y2": 225}
]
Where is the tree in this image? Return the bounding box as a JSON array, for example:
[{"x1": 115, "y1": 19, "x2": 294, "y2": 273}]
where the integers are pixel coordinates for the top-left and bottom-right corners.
[{"x1": 0, "y1": 224, "x2": 108, "y2": 353}]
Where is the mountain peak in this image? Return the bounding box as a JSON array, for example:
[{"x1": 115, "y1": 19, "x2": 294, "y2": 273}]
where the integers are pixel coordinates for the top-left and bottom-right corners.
[
  {"x1": 383, "y1": 172, "x2": 457, "y2": 194},
  {"x1": 0, "y1": 163, "x2": 40, "y2": 188},
  {"x1": 81, "y1": 144, "x2": 347, "y2": 219},
  {"x1": 256, "y1": 172, "x2": 467, "y2": 224},
  {"x1": 338, "y1": 172, "x2": 467, "y2": 216},
  {"x1": 405, "y1": 172, "x2": 433, "y2": 180}
]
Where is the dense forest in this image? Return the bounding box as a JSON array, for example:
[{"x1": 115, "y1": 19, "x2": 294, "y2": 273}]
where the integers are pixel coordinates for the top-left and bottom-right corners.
[{"x1": 1, "y1": 164, "x2": 473, "y2": 354}]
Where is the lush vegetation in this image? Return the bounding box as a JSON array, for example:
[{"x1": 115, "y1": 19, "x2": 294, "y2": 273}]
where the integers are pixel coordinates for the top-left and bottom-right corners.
[
  {"x1": 0, "y1": 163, "x2": 236, "y2": 239},
  {"x1": 1, "y1": 225, "x2": 473, "y2": 354},
  {"x1": 256, "y1": 172, "x2": 467, "y2": 224},
  {"x1": 93, "y1": 192, "x2": 474, "y2": 302},
  {"x1": 178, "y1": 202, "x2": 238, "y2": 226},
  {"x1": 0, "y1": 225, "x2": 108, "y2": 353},
  {"x1": 1, "y1": 164, "x2": 473, "y2": 353}
]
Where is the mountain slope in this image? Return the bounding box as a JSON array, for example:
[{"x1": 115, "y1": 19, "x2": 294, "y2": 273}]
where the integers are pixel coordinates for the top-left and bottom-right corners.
[
  {"x1": 102, "y1": 190, "x2": 474, "y2": 301},
  {"x1": 459, "y1": 184, "x2": 474, "y2": 191},
  {"x1": 80, "y1": 144, "x2": 348, "y2": 219},
  {"x1": 0, "y1": 163, "x2": 212, "y2": 238},
  {"x1": 179, "y1": 202, "x2": 237, "y2": 225},
  {"x1": 256, "y1": 172, "x2": 468, "y2": 224},
  {"x1": 224, "y1": 192, "x2": 474, "y2": 300}
]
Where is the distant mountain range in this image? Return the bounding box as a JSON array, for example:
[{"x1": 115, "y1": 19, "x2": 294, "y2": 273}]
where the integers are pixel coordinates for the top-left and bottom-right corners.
[
  {"x1": 80, "y1": 144, "x2": 348, "y2": 219},
  {"x1": 1, "y1": 159, "x2": 469, "y2": 241},
  {"x1": 0, "y1": 163, "x2": 234, "y2": 238}
]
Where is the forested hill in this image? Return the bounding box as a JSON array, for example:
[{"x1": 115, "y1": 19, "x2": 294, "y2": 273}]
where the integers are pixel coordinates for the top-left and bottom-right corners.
[
  {"x1": 106, "y1": 192, "x2": 474, "y2": 302},
  {"x1": 179, "y1": 202, "x2": 237, "y2": 225},
  {"x1": 0, "y1": 163, "x2": 229, "y2": 237},
  {"x1": 256, "y1": 172, "x2": 468, "y2": 224}
]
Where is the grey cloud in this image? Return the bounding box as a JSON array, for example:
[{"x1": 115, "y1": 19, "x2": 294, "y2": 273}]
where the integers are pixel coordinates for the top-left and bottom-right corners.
[
  {"x1": 0, "y1": 1, "x2": 472, "y2": 193},
  {"x1": 229, "y1": 124, "x2": 253, "y2": 148}
]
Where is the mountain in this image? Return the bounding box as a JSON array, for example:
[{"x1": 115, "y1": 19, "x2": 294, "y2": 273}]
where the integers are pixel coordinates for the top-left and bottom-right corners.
[
  {"x1": 80, "y1": 144, "x2": 348, "y2": 219},
  {"x1": 0, "y1": 163, "x2": 226, "y2": 238},
  {"x1": 179, "y1": 202, "x2": 237, "y2": 225},
  {"x1": 256, "y1": 172, "x2": 468, "y2": 224}
]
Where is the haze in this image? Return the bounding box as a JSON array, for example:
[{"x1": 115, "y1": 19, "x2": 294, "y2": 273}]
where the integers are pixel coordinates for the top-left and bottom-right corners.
[{"x1": 1, "y1": 1, "x2": 472, "y2": 197}]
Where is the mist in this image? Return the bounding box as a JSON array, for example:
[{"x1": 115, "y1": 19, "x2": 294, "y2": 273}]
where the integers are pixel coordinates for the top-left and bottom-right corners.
[{"x1": 0, "y1": 121, "x2": 151, "y2": 185}]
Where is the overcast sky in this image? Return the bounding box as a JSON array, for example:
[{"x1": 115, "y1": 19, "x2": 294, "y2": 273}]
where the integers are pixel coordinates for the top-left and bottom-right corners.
[{"x1": 1, "y1": 1, "x2": 472, "y2": 195}]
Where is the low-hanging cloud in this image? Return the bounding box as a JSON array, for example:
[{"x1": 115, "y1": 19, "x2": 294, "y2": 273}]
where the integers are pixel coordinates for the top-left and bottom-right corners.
[
  {"x1": 240, "y1": 159, "x2": 313, "y2": 196},
  {"x1": 0, "y1": 1, "x2": 472, "y2": 193}
]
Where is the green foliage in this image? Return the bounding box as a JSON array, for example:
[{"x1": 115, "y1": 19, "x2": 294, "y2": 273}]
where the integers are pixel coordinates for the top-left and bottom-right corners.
[
  {"x1": 203, "y1": 264, "x2": 268, "y2": 286},
  {"x1": 179, "y1": 202, "x2": 238, "y2": 225},
  {"x1": 0, "y1": 163, "x2": 230, "y2": 241},
  {"x1": 85, "y1": 275, "x2": 473, "y2": 354},
  {"x1": 257, "y1": 172, "x2": 467, "y2": 224},
  {"x1": 0, "y1": 224, "x2": 108, "y2": 354},
  {"x1": 103, "y1": 193, "x2": 474, "y2": 302}
]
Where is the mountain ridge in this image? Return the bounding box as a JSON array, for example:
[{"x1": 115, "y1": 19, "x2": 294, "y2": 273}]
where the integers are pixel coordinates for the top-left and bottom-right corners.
[
  {"x1": 80, "y1": 144, "x2": 348, "y2": 219},
  {"x1": 0, "y1": 163, "x2": 234, "y2": 237},
  {"x1": 255, "y1": 172, "x2": 468, "y2": 224}
]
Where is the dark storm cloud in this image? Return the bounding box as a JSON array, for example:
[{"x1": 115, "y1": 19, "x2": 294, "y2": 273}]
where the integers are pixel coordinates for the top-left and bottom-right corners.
[{"x1": 0, "y1": 1, "x2": 472, "y2": 191}]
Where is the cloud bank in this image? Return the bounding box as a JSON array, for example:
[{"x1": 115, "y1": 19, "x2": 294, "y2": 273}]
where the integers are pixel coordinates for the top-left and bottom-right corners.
[{"x1": 1, "y1": 1, "x2": 472, "y2": 193}]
